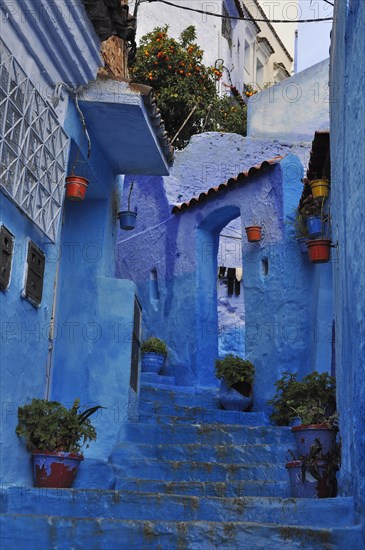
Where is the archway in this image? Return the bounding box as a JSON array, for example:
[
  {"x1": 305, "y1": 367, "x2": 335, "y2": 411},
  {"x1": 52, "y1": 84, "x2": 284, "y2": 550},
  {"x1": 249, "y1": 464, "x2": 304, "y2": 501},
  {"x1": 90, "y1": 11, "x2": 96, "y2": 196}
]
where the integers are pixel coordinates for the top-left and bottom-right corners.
[
  {"x1": 195, "y1": 205, "x2": 241, "y2": 388},
  {"x1": 217, "y1": 219, "x2": 245, "y2": 358}
]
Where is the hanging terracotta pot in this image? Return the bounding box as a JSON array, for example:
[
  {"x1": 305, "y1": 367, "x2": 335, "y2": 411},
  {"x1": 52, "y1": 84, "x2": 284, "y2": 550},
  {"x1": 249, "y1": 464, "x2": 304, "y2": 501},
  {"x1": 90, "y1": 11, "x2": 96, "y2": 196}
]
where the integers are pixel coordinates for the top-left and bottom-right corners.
[
  {"x1": 307, "y1": 239, "x2": 332, "y2": 263},
  {"x1": 65, "y1": 175, "x2": 89, "y2": 201},
  {"x1": 310, "y1": 179, "x2": 330, "y2": 199},
  {"x1": 118, "y1": 210, "x2": 137, "y2": 230},
  {"x1": 245, "y1": 226, "x2": 261, "y2": 242}
]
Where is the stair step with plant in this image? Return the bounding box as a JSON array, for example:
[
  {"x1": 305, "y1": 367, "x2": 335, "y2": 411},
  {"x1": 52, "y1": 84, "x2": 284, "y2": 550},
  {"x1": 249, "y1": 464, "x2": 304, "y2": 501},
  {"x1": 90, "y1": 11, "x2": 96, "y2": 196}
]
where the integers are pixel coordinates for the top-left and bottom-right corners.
[{"x1": 1, "y1": 513, "x2": 363, "y2": 550}]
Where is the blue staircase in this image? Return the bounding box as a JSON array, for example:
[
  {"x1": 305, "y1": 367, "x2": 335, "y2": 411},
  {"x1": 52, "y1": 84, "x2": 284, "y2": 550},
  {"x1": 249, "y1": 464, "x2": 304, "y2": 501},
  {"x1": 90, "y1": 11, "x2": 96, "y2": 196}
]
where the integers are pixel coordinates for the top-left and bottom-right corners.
[{"x1": 1, "y1": 375, "x2": 363, "y2": 549}]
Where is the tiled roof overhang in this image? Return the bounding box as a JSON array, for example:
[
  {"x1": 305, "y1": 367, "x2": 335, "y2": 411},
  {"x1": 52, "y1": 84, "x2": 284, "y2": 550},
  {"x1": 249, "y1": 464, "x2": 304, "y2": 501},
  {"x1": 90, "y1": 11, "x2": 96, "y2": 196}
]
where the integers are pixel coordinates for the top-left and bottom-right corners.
[
  {"x1": 79, "y1": 74, "x2": 174, "y2": 175},
  {"x1": 307, "y1": 131, "x2": 330, "y2": 181},
  {"x1": 172, "y1": 156, "x2": 282, "y2": 214}
]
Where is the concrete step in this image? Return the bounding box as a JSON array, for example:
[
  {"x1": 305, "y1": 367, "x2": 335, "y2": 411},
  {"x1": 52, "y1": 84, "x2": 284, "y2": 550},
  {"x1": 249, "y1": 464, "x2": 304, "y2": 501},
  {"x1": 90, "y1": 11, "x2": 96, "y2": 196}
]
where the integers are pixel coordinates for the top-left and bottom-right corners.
[
  {"x1": 119, "y1": 422, "x2": 295, "y2": 446},
  {"x1": 140, "y1": 372, "x2": 176, "y2": 386},
  {"x1": 115, "y1": 477, "x2": 292, "y2": 498},
  {"x1": 111, "y1": 458, "x2": 288, "y2": 482},
  {"x1": 1, "y1": 488, "x2": 357, "y2": 528},
  {"x1": 138, "y1": 410, "x2": 269, "y2": 426},
  {"x1": 139, "y1": 385, "x2": 218, "y2": 408},
  {"x1": 110, "y1": 442, "x2": 290, "y2": 465},
  {"x1": 1, "y1": 513, "x2": 363, "y2": 550}
]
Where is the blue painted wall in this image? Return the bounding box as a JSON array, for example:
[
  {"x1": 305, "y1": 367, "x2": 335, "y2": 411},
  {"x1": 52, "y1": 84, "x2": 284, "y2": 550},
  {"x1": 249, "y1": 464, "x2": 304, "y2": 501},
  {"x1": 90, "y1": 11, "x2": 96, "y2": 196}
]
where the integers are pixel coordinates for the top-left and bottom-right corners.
[
  {"x1": 0, "y1": 13, "x2": 138, "y2": 486},
  {"x1": 117, "y1": 134, "x2": 334, "y2": 411},
  {"x1": 330, "y1": 0, "x2": 365, "y2": 531}
]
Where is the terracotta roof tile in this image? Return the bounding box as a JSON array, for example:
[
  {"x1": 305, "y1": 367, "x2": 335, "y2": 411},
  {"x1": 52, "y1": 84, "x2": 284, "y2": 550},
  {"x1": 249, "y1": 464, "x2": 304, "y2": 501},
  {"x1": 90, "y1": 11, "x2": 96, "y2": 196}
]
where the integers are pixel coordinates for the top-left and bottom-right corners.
[{"x1": 172, "y1": 156, "x2": 283, "y2": 213}]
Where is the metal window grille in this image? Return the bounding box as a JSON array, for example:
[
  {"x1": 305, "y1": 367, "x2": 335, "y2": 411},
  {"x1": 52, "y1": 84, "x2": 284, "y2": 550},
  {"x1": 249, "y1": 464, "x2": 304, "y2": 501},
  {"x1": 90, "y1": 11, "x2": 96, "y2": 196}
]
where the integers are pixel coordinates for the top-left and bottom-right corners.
[{"x1": 0, "y1": 38, "x2": 69, "y2": 243}]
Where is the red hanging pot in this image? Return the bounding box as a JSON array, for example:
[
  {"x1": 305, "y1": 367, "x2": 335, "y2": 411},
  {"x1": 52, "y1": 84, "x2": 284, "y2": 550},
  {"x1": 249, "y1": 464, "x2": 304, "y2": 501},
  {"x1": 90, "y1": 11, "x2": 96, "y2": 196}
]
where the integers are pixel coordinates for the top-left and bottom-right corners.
[
  {"x1": 65, "y1": 175, "x2": 89, "y2": 201},
  {"x1": 307, "y1": 239, "x2": 331, "y2": 263},
  {"x1": 245, "y1": 226, "x2": 262, "y2": 242}
]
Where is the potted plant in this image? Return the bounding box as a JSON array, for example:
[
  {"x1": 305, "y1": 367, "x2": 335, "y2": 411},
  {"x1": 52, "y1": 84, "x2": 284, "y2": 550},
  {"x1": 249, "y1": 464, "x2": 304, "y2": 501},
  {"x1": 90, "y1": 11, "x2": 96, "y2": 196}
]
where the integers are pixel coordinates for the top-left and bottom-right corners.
[
  {"x1": 292, "y1": 207, "x2": 309, "y2": 254},
  {"x1": 245, "y1": 225, "x2": 262, "y2": 242},
  {"x1": 215, "y1": 354, "x2": 255, "y2": 411},
  {"x1": 309, "y1": 178, "x2": 330, "y2": 199},
  {"x1": 286, "y1": 437, "x2": 339, "y2": 498},
  {"x1": 141, "y1": 337, "x2": 168, "y2": 374},
  {"x1": 65, "y1": 99, "x2": 91, "y2": 202},
  {"x1": 268, "y1": 371, "x2": 337, "y2": 453},
  {"x1": 299, "y1": 195, "x2": 326, "y2": 238},
  {"x1": 16, "y1": 398, "x2": 102, "y2": 488},
  {"x1": 118, "y1": 180, "x2": 137, "y2": 230}
]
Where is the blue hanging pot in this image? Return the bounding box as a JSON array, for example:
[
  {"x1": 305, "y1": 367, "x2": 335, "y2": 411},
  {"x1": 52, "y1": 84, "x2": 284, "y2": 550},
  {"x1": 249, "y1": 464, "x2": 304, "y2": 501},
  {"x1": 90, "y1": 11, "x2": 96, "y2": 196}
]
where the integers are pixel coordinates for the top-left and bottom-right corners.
[
  {"x1": 306, "y1": 216, "x2": 322, "y2": 237},
  {"x1": 118, "y1": 211, "x2": 137, "y2": 230}
]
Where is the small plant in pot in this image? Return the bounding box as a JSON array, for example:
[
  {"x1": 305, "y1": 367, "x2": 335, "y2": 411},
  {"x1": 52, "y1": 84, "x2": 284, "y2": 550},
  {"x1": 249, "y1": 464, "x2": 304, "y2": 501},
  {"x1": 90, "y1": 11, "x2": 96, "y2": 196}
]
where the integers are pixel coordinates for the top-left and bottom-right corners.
[
  {"x1": 267, "y1": 371, "x2": 337, "y2": 454},
  {"x1": 16, "y1": 398, "x2": 103, "y2": 488},
  {"x1": 292, "y1": 207, "x2": 309, "y2": 254},
  {"x1": 215, "y1": 354, "x2": 255, "y2": 412},
  {"x1": 141, "y1": 337, "x2": 168, "y2": 374},
  {"x1": 286, "y1": 437, "x2": 340, "y2": 499}
]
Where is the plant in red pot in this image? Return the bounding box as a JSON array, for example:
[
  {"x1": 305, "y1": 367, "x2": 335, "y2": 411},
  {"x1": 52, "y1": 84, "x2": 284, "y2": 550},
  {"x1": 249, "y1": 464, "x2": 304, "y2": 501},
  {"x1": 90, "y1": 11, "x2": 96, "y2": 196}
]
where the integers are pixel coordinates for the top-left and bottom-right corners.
[
  {"x1": 65, "y1": 96, "x2": 91, "y2": 201},
  {"x1": 16, "y1": 398, "x2": 103, "y2": 488},
  {"x1": 215, "y1": 354, "x2": 255, "y2": 411}
]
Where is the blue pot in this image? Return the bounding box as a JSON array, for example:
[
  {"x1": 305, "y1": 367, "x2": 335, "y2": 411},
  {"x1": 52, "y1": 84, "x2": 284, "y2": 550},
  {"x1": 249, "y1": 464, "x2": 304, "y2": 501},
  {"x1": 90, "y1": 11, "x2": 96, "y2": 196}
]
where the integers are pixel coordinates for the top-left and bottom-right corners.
[
  {"x1": 218, "y1": 381, "x2": 253, "y2": 412},
  {"x1": 118, "y1": 211, "x2": 137, "y2": 230},
  {"x1": 306, "y1": 216, "x2": 322, "y2": 237},
  {"x1": 297, "y1": 237, "x2": 309, "y2": 254},
  {"x1": 141, "y1": 352, "x2": 165, "y2": 374}
]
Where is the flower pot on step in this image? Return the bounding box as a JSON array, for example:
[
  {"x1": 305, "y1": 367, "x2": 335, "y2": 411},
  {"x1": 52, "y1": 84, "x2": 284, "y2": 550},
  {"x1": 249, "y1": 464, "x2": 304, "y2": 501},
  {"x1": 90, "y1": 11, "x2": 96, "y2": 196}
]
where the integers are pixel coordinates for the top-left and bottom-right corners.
[
  {"x1": 141, "y1": 352, "x2": 165, "y2": 374},
  {"x1": 291, "y1": 424, "x2": 337, "y2": 456},
  {"x1": 286, "y1": 459, "x2": 331, "y2": 498},
  {"x1": 218, "y1": 381, "x2": 252, "y2": 411},
  {"x1": 32, "y1": 450, "x2": 83, "y2": 488},
  {"x1": 65, "y1": 175, "x2": 89, "y2": 201}
]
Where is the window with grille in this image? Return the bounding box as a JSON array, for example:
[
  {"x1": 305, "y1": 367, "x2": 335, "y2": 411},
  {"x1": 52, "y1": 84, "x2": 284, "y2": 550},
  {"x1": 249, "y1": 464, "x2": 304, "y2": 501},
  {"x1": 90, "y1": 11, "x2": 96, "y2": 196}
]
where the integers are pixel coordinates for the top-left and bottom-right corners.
[{"x1": 0, "y1": 38, "x2": 69, "y2": 243}]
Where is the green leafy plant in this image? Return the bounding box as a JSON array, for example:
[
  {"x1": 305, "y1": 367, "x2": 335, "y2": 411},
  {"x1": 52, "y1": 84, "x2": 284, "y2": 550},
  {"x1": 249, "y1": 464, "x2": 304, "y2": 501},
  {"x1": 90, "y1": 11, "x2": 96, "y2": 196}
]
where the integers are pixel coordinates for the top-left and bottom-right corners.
[
  {"x1": 130, "y1": 25, "x2": 247, "y2": 148},
  {"x1": 141, "y1": 337, "x2": 167, "y2": 356},
  {"x1": 267, "y1": 371, "x2": 336, "y2": 426},
  {"x1": 215, "y1": 354, "x2": 255, "y2": 387},
  {"x1": 293, "y1": 207, "x2": 309, "y2": 238},
  {"x1": 16, "y1": 398, "x2": 103, "y2": 453}
]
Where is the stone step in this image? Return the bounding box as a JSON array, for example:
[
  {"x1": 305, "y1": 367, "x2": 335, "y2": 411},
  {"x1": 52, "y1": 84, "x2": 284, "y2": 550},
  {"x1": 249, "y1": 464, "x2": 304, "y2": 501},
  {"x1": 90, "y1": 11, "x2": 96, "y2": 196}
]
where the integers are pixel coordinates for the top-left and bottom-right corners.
[
  {"x1": 119, "y1": 422, "x2": 295, "y2": 446},
  {"x1": 110, "y1": 442, "x2": 290, "y2": 465},
  {"x1": 111, "y1": 458, "x2": 288, "y2": 482},
  {"x1": 1, "y1": 513, "x2": 363, "y2": 550},
  {"x1": 140, "y1": 372, "x2": 176, "y2": 387},
  {"x1": 115, "y1": 478, "x2": 292, "y2": 498},
  {"x1": 1, "y1": 488, "x2": 357, "y2": 528},
  {"x1": 138, "y1": 410, "x2": 269, "y2": 426},
  {"x1": 139, "y1": 385, "x2": 218, "y2": 408}
]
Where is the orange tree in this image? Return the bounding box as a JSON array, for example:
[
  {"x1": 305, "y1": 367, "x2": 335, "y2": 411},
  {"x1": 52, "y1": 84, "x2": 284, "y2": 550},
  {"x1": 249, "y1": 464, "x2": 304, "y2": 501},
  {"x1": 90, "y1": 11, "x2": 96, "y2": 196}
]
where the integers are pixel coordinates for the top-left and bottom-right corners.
[{"x1": 130, "y1": 25, "x2": 246, "y2": 149}]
